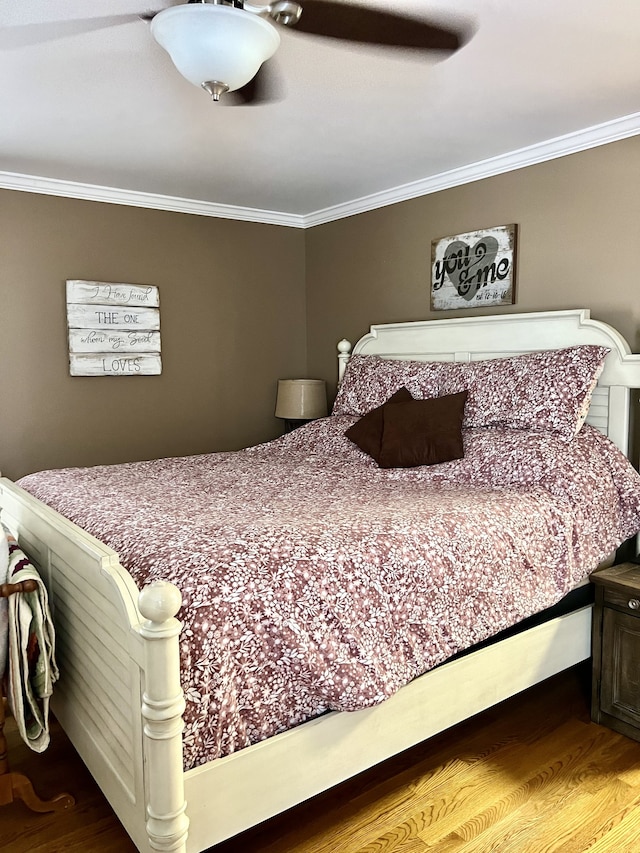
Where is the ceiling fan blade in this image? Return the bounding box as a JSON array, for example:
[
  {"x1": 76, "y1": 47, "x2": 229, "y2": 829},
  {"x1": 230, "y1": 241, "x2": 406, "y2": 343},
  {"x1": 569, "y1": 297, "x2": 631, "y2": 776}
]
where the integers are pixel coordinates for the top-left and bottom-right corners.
[
  {"x1": 224, "y1": 62, "x2": 283, "y2": 106},
  {"x1": 292, "y1": 0, "x2": 463, "y2": 52},
  {"x1": 0, "y1": 14, "x2": 144, "y2": 50}
]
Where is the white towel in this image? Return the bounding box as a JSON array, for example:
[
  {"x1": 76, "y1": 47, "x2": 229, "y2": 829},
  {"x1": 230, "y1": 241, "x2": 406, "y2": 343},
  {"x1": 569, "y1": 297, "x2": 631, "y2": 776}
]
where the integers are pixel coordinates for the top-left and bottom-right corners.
[
  {"x1": 0, "y1": 526, "x2": 9, "y2": 679},
  {"x1": 4, "y1": 525, "x2": 58, "y2": 752}
]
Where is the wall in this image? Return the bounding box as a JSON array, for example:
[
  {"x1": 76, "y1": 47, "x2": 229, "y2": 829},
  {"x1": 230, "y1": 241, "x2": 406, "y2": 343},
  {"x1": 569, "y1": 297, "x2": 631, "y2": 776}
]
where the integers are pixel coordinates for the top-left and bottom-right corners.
[
  {"x1": 0, "y1": 190, "x2": 306, "y2": 480},
  {"x1": 305, "y1": 136, "x2": 640, "y2": 399},
  {"x1": 3, "y1": 135, "x2": 640, "y2": 480}
]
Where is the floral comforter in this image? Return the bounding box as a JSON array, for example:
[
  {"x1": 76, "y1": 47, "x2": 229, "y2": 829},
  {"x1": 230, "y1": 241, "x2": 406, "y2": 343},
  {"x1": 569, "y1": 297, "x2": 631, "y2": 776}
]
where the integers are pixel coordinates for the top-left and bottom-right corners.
[{"x1": 17, "y1": 419, "x2": 640, "y2": 770}]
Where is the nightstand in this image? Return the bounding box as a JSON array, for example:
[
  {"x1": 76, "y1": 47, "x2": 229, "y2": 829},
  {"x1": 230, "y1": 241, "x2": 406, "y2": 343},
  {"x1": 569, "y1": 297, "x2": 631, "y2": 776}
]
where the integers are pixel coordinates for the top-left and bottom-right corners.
[
  {"x1": 591, "y1": 562, "x2": 640, "y2": 741},
  {"x1": 282, "y1": 418, "x2": 314, "y2": 434}
]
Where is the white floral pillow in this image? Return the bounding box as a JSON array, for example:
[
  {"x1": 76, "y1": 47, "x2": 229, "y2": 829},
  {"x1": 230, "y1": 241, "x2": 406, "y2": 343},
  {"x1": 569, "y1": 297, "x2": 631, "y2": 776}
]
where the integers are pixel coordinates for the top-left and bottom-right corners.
[
  {"x1": 439, "y1": 345, "x2": 609, "y2": 441},
  {"x1": 332, "y1": 354, "x2": 445, "y2": 416}
]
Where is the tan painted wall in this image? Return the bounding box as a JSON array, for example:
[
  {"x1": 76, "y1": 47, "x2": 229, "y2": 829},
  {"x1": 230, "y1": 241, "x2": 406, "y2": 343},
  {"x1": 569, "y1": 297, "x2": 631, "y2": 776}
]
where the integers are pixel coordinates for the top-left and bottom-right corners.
[
  {"x1": 3, "y1": 136, "x2": 639, "y2": 480},
  {"x1": 305, "y1": 136, "x2": 640, "y2": 399},
  {"x1": 0, "y1": 191, "x2": 306, "y2": 480}
]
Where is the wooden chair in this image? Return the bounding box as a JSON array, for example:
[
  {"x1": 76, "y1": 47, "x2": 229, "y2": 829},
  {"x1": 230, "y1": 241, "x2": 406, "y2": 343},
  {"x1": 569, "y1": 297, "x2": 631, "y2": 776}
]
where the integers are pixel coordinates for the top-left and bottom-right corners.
[{"x1": 0, "y1": 578, "x2": 75, "y2": 813}]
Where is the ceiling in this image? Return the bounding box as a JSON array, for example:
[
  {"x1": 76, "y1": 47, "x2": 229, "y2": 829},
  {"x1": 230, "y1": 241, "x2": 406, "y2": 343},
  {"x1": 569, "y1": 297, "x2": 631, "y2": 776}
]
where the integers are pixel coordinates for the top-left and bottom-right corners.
[{"x1": 2, "y1": 0, "x2": 640, "y2": 226}]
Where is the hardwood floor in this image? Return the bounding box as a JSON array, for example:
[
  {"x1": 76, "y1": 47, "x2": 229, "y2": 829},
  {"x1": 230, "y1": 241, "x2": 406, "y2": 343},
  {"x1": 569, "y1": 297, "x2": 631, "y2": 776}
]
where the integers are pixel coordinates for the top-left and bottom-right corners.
[{"x1": 2, "y1": 664, "x2": 640, "y2": 852}]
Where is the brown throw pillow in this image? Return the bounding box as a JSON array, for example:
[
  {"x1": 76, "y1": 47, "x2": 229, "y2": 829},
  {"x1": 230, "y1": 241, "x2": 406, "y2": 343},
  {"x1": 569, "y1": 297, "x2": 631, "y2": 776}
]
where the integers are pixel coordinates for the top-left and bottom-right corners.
[
  {"x1": 378, "y1": 391, "x2": 468, "y2": 469},
  {"x1": 345, "y1": 387, "x2": 413, "y2": 462}
]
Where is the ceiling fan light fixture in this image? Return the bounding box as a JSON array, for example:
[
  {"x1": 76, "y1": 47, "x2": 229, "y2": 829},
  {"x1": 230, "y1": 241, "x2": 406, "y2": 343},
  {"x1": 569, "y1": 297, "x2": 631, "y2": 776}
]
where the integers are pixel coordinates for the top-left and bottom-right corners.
[{"x1": 150, "y1": 4, "x2": 280, "y2": 96}]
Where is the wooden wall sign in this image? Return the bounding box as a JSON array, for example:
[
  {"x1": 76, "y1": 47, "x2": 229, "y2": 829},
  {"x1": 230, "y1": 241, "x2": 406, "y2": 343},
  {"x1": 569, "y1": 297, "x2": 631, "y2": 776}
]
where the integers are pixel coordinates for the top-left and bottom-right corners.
[
  {"x1": 431, "y1": 224, "x2": 518, "y2": 310},
  {"x1": 66, "y1": 280, "x2": 162, "y2": 376}
]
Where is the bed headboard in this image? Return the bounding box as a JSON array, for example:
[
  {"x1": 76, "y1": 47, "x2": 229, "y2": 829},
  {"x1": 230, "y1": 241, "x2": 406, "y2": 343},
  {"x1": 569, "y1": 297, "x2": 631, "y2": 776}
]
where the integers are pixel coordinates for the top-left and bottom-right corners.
[{"x1": 338, "y1": 309, "x2": 640, "y2": 460}]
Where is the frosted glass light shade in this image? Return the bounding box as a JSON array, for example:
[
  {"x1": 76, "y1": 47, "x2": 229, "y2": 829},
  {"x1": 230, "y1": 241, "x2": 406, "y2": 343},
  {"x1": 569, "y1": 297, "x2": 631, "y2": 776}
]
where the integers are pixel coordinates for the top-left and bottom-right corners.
[
  {"x1": 151, "y1": 4, "x2": 280, "y2": 93},
  {"x1": 275, "y1": 380, "x2": 328, "y2": 420}
]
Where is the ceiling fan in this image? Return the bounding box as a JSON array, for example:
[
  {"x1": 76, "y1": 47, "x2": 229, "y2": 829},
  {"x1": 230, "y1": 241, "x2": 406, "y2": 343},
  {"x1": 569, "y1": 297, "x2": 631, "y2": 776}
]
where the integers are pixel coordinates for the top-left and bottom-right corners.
[
  {"x1": 148, "y1": 0, "x2": 467, "y2": 103},
  {"x1": 5, "y1": 1, "x2": 468, "y2": 105}
]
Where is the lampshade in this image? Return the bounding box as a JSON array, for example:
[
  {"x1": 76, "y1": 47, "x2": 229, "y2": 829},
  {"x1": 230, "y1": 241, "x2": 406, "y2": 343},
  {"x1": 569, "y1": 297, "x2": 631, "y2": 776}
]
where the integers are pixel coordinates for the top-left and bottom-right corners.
[
  {"x1": 150, "y1": 4, "x2": 280, "y2": 96},
  {"x1": 275, "y1": 379, "x2": 328, "y2": 420}
]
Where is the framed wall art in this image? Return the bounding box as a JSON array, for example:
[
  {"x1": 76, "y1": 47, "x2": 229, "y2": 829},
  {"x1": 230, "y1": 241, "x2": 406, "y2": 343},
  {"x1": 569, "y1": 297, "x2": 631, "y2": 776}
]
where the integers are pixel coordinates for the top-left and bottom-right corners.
[
  {"x1": 431, "y1": 224, "x2": 518, "y2": 311},
  {"x1": 66, "y1": 280, "x2": 162, "y2": 376}
]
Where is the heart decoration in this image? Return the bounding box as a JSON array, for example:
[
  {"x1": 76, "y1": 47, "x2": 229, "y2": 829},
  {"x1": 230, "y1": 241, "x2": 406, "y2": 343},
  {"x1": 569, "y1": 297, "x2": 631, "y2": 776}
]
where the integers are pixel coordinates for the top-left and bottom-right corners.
[{"x1": 443, "y1": 237, "x2": 499, "y2": 300}]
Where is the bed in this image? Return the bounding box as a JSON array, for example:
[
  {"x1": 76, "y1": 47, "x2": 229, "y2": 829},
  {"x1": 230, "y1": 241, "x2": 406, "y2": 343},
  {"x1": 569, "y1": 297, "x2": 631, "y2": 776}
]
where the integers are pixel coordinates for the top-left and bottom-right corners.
[{"x1": 1, "y1": 308, "x2": 640, "y2": 853}]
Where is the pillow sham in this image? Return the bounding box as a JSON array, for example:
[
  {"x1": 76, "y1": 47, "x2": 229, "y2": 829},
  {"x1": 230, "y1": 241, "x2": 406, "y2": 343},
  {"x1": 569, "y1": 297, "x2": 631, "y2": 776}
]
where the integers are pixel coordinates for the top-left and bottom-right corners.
[
  {"x1": 378, "y1": 391, "x2": 468, "y2": 469},
  {"x1": 438, "y1": 345, "x2": 608, "y2": 441},
  {"x1": 345, "y1": 386, "x2": 413, "y2": 462},
  {"x1": 332, "y1": 354, "x2": 444, "y2": 416}
]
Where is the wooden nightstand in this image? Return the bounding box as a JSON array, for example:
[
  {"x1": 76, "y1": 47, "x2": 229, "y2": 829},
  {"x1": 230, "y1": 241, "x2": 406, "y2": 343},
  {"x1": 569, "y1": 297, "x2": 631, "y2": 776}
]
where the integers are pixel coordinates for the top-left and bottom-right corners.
[{"x1": 591, "y1": 562, "x2": 640, "y2": 741}]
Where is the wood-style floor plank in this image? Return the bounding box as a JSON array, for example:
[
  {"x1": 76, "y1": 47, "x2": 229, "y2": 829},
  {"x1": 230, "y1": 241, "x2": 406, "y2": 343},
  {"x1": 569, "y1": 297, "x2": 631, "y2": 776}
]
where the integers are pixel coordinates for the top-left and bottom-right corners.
[
  {"x1": 419, "y1": 724, "x2": 632, "y2": 852},
  {"x1": 2, "y1": 664, "x2": 640, "y2": 853}
]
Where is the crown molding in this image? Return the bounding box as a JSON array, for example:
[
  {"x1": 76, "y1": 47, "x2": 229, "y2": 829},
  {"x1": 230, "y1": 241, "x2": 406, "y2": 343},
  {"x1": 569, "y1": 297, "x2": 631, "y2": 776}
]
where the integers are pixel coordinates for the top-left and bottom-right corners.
[
  {"x1": 0, "y1": 171, "x2": 306, "y2": 229},
  {"x1": 2, "y1": 111, "x2": 639, "y2": 229},
  {"x1": 302, "y1": 111, "x2": 640, "y2": 227}
]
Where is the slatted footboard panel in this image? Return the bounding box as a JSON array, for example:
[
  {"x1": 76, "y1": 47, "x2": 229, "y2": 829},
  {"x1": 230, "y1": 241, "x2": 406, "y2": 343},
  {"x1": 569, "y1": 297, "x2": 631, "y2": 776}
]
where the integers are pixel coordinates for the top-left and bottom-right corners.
[
  {"x1": 49, "y1": 546, "x2": 139, "y2": 799},
  {"x1": 0, "y1": 479, "x2": 153, "y2": 853}
]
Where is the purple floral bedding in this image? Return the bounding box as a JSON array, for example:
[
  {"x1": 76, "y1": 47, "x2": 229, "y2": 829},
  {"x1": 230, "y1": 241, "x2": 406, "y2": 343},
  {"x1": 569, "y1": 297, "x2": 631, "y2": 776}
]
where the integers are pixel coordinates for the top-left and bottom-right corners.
[{"x1": 17, "y1": 418, "x2": 640, "y2": 770}]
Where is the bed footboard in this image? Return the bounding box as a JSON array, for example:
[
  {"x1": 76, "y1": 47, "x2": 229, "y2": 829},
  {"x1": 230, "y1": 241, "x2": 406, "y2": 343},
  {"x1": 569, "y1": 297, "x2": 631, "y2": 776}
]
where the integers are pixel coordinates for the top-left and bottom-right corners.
[{"x1": 0, "y1": 477, "x2": 188, "y2": 853}]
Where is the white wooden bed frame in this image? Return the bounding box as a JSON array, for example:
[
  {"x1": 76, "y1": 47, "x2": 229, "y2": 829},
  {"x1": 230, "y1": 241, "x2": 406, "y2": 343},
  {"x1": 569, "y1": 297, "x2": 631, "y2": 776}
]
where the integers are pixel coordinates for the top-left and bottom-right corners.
[{"x1": 1, "y1": 308, "x2": 640, "y2": 853}]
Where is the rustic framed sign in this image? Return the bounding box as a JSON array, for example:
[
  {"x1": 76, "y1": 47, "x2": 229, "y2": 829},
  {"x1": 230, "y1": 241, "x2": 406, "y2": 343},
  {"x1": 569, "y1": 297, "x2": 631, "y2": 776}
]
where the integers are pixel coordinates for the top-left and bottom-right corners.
[
  {"x1": 66, "y1": 280, "x2": 162, "y2": 376},
  {"x1": 431, "y1": 224, "x2": 518, "y2": 310}
]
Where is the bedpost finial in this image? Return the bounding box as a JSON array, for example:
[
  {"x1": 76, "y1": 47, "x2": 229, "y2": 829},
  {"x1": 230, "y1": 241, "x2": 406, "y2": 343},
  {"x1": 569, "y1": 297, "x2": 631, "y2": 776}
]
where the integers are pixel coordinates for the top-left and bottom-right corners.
[
  {"x1": 337, "y1": 339, "x2": 352, "y2": 384},
  {"x1": 139, "y1": 580, "x2": 182, "y2": 623}
]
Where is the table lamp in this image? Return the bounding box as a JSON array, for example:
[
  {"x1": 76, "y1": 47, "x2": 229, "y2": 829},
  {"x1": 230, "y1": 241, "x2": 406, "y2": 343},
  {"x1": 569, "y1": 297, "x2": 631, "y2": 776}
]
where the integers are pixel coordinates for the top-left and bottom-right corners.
[{"x1": 275, "y1": 379, "x2": 328, "y2": 433}]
